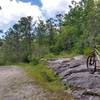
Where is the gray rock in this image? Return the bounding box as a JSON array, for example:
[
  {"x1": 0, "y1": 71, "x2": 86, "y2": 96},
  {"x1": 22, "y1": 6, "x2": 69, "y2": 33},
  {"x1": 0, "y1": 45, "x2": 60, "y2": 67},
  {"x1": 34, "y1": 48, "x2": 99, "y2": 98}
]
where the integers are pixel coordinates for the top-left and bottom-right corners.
[{"x1": 48, "y1": 55, "x2": 100, "y2": 100}]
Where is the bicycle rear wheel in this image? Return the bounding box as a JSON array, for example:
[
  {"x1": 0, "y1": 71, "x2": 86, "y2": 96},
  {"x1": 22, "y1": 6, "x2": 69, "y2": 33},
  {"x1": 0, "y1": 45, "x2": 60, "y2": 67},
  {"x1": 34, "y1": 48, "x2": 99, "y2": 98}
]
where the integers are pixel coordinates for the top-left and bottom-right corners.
[{"x1": 87, "y1": 53, "x2": 96, "y2": 74}]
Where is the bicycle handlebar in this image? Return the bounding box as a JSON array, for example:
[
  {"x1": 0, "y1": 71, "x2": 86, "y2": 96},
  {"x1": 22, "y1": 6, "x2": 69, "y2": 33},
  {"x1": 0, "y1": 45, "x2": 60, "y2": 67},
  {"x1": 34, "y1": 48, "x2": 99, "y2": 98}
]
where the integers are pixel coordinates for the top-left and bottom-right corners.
[{"x1": 96, "y1": 45, "x2": 100, "y2": 47}]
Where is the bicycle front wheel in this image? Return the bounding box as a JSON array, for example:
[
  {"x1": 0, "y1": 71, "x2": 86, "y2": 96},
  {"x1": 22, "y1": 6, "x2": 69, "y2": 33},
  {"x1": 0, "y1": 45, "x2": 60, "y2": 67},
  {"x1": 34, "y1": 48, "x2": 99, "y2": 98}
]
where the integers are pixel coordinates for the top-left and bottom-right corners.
[{"x1": 87, "y1": 54, "x2": 96, "y2": 74}]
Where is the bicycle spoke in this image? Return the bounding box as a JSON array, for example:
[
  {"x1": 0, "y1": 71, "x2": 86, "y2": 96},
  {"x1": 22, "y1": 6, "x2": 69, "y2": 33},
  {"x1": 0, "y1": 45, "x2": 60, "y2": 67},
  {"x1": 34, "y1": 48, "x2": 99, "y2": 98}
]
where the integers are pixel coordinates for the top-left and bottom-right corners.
[{"x1": 87, "y1": 54, "x2": 96, "y2": 74}]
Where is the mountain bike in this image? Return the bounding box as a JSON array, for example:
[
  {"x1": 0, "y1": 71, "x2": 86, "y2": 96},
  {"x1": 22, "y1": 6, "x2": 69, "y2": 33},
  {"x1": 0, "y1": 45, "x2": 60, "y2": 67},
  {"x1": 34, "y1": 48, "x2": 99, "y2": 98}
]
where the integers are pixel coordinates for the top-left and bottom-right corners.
[{"x1": 87, "y1": 45, "x2": 100, "y2": 74}]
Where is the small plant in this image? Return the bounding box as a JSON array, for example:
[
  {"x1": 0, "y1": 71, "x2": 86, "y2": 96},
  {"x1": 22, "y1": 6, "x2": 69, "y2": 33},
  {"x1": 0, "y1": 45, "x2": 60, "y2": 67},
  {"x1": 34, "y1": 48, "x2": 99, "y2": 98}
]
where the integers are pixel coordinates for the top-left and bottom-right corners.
[
  {"x1": 31, "y1": 57, "x2": 40, "y2": 65},
  {"x1": 41, "y1": 72, "x2": 53, "y2": 82}
]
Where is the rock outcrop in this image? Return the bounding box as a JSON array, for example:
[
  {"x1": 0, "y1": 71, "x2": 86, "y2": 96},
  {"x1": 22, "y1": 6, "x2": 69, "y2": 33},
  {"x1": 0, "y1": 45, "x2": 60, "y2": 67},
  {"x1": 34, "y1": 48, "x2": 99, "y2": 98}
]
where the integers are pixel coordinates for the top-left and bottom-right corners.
[{"x1": 48, "y1": 56, "x2": 100, "y2": 100}]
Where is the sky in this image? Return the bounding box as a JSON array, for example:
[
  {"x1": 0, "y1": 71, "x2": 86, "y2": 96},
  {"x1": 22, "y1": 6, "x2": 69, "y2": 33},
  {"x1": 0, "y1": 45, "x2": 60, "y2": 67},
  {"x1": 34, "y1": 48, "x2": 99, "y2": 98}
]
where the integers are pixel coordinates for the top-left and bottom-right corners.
[{"x1": 0, "y1": 0, "x2": 81, "y2": 32}]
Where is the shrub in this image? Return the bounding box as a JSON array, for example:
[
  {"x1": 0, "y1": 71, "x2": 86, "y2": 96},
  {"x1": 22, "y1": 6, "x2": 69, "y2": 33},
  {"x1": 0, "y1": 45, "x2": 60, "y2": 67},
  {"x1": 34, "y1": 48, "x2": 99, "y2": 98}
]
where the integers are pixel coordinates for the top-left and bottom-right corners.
[{"x1": 31, "y1": 57, "x2": 40, "y2": 65}]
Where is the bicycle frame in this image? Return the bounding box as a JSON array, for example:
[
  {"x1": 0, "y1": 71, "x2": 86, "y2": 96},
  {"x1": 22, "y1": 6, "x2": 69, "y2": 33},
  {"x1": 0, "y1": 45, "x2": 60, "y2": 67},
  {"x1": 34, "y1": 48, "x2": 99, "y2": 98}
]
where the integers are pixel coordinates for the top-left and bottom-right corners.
[
  {"x1": 86, "y1": 43, "x2": 100, "y2": 74},
  {"x1": 95, "y1": 48, "x2": 100, "y2": 62}
]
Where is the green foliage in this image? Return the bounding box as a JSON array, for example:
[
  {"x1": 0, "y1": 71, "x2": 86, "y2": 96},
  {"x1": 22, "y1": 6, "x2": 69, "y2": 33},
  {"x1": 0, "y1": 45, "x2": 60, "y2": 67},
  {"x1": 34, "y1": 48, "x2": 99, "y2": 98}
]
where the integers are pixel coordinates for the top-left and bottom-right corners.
[
  {"x1": 0, "y1": 55, "x2": 5, "y2": 65},
  {"x1": 83, "y1": 47, "x2": 92, "y2": 56},
  {"x1": 43, "y1": 53, "x2": 57, "y2": 59},
  {"x1": 32, "y1": 44, "x2": 49, "y2": 58},
  {"x1": 31, "y1": 57, "x2": 40, "y2": 65},
  {"x1": 41, "y1": 72, "x2": 53, "y2": 82},
  {"x1": 18, "y1": 63, "x2": 64, "y2": 92},
  {"x1": 0, "y1": 0, "x2": 100, "y2": 64},
  {"x1": 36, "y1": 20, "x2": 47, "y2": 45},
  {"x1": 1, "y1": 16, "x2": 34, "y2": 64}
]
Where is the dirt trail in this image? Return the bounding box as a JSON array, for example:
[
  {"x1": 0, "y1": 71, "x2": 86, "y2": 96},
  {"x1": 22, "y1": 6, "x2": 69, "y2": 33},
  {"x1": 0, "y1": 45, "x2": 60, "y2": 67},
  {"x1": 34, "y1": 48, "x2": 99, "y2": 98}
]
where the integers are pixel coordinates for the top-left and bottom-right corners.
[{"x1": 0, "y1": 66, "x2": 72, "y2": 100}]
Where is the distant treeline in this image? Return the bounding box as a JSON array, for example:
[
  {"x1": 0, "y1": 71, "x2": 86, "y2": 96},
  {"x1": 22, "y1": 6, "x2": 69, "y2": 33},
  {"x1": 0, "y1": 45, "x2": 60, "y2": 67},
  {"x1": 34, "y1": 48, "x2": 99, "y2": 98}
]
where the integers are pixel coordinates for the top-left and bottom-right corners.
[{"x1": 0, "y1": 0, "x2": 100, "y2": 64}]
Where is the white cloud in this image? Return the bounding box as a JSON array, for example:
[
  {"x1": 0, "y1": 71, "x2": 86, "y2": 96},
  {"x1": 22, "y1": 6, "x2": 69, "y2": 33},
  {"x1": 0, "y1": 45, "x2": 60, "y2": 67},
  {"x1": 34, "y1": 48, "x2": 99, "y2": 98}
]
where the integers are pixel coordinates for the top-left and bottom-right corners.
[
  {"x1": 41, "y1": 0, "x2": 69, "y2": 17},
  {"x1": 0, "y1": 0, "x2": 81, "y2": 32},
  {"x1": 0, "y1": 0, "x2": 43, "y2": 31},
  {"x1": 41, "y1": 0, "x2": 81, "y2": 17}
]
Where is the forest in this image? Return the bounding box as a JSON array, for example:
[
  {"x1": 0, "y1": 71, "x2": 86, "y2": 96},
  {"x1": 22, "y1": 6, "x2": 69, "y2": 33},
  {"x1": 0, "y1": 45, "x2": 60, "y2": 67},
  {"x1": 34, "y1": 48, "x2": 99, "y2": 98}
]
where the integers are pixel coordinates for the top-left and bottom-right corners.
[{"x1": 0, "y1": 0, "x2": 100, "y2": 65}]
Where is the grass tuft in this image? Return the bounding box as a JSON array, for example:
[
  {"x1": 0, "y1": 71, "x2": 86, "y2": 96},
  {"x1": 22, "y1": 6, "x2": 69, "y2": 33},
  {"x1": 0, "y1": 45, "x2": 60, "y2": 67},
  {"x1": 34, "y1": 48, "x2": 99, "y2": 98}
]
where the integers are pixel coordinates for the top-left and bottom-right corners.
[{"x1": 18, "y1": 63, "x2": 65, "y2": 92}]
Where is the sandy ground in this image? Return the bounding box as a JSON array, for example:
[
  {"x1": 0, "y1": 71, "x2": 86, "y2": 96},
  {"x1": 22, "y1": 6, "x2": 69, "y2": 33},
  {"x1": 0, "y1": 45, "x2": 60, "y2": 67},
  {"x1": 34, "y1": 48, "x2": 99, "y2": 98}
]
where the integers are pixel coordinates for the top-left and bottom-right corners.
[
  {"x1": 0, "y1": 66, "x2": 51, "y2": 100},
  {"x1": 0, "y1": 66, "x2": 72, "y2": 100}
]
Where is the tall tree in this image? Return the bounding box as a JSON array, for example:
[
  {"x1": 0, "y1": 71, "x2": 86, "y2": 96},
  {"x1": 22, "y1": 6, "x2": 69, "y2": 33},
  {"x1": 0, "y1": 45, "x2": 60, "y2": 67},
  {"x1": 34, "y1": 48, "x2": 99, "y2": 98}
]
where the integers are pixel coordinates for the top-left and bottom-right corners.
[
  {"x1": 3, "y1": 16, "x2": 34, "y2": 62},
  {"x1": 36, "y1": 19, "x2": 47, "y2": 45},
  {"x1": 18, "y1": 16, "x2": 35, "y2": 61},
  {"x1": 46, "y1": 18, "x2": 56, "y2": 46}
]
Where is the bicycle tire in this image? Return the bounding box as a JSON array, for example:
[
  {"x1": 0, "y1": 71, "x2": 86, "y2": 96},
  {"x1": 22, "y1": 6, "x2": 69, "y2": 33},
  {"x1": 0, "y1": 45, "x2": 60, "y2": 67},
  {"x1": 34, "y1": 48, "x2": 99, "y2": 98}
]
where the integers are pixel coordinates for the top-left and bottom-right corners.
[{"x1": 87, "y1": 54, "x2": 96, "y2": 74}]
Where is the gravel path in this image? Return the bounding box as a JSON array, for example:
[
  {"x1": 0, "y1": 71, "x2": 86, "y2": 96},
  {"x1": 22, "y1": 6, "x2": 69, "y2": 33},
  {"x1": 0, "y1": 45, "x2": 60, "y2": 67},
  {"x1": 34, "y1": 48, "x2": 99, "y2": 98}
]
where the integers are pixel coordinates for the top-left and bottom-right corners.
[{"x1": 0, "y1": 66, "x2": 72, "y2": 100}]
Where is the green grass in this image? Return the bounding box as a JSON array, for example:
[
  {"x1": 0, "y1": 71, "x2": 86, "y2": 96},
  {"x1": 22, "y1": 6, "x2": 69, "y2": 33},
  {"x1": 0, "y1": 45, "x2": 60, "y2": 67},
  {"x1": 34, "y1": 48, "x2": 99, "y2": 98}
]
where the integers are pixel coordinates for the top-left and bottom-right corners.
[
  {"x1": 18, "y1": 63, "x2": 65, "y2": 92},
  {"x1": 43, "y1": 51, "x2": 78, "y2": 60}
]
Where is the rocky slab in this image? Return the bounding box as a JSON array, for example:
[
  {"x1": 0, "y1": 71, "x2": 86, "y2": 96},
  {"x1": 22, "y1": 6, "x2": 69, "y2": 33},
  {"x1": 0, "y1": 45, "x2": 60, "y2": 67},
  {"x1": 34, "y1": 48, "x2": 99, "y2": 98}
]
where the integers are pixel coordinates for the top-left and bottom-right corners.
[{"x1": 48, "y1": 56, "x2": 100, "y2": 100}]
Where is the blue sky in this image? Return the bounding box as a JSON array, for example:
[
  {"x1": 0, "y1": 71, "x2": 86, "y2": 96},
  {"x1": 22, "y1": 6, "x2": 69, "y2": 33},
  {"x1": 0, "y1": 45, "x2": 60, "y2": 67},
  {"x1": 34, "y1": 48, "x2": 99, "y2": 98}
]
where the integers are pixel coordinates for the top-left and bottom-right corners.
[
  {"x1": 18, "y1": 0, "x2": 42, "y2": 6},
  {"x1": 0, "y1": 0, "x2": 80, "y2": 32}
]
